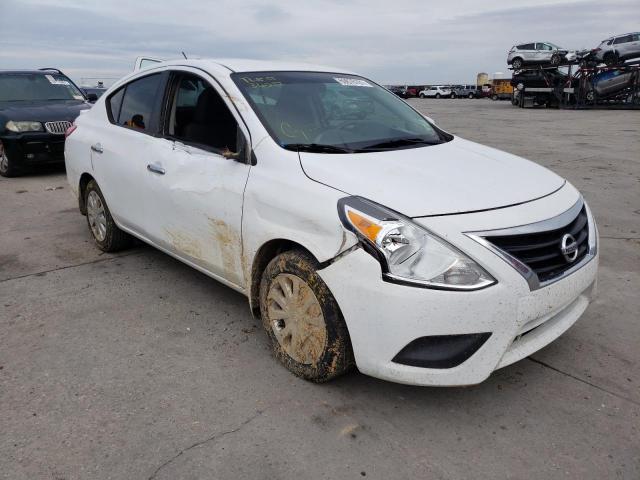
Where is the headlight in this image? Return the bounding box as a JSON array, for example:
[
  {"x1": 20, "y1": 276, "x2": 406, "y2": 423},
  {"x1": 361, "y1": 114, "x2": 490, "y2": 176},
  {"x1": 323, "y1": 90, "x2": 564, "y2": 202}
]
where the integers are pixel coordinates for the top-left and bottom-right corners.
[
  {"x1": 338, "y1": 197, "x2": 496, "y2": 290},
  {"x1": 5, "y1": 121, "x2": 44, "y2": 133}
]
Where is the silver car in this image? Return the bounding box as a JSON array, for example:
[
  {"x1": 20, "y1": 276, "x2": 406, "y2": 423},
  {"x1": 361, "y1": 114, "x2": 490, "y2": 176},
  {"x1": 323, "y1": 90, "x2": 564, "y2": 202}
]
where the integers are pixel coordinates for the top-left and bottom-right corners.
[
  {"x1": 507, "y1": 42, "x2": 568, "y2": 70},
  {"x1": 595, "y1": 33, "x2": 640, "y2": 65}
]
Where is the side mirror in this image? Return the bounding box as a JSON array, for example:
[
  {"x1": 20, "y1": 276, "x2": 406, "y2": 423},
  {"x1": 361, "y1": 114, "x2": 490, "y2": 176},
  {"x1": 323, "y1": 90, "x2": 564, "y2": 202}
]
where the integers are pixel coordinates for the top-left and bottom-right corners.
[{"x1": 87, "y1": 93, "x2": 98, "y2": 103}]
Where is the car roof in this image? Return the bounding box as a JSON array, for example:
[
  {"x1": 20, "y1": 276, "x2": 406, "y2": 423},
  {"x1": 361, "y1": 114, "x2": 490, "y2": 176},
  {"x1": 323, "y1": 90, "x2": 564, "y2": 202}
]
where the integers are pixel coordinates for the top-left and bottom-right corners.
[
  {"x1": 0, "y1": 69, "x2": 64, "y2": 75},
  {"x1": 147, "y1": 58, "x2": 356, "y2": 75}
]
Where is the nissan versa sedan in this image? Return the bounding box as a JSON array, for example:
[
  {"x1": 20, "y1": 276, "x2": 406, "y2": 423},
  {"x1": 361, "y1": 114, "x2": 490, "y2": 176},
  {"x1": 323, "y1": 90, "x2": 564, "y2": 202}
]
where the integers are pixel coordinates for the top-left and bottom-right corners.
[{"x1": 64, "y1": 59, "x2": 598, "y2": 386}]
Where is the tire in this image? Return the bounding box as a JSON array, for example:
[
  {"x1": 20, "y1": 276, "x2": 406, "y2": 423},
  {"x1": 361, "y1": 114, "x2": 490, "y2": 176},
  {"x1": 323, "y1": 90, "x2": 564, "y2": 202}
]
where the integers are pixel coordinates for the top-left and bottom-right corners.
[
  {"x1": 550, "y1": 53, "x2": 561, "y2": 66},
  {"x1": 0, "y1": 146, "x2": 19, "y2": 177},
  {"x1": 468, "y1": 92, "x2": 474, "y2": 99},
  {"x1": 259, "y1": 249, "x2": 354, "y2": 382},
  {"x1": 492, "y1": 94, "x2": 498, "y2": 101},
  {"x1": 603, "y1": 52, "x2": 618, "y2": 66},
  {"x1": 84, "y1": 180, "x2": 132, "y2": 252},
  {"x1": 511, "y1": 57, "x2": 523, "y2": 70},
  {"x1": 435, "y1": 93, "x2": 441, "y2": 99},
  {"x1": 419, "y1": 93, "x2": 425, "y2": 98},
  {"x1": 451, "y1": 92, "x2": 456, "y2": 99}
]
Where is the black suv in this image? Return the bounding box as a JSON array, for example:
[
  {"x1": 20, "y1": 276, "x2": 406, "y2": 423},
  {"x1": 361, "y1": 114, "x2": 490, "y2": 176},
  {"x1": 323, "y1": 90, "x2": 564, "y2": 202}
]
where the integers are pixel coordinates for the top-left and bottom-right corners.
[{"x1": 0, "y1": 68, "x2": 92, "y2": 177}]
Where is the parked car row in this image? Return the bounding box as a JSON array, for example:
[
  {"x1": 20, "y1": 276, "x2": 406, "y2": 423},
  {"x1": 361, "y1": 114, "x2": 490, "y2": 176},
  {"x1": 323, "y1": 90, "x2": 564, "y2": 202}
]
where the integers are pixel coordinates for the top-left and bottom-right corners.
[
  {"x1": 388, "y1": 84, "x2": 481, "y2": 99},
  {"x1": 507, "y1": 32, "x2": 640, "y2": 70}
]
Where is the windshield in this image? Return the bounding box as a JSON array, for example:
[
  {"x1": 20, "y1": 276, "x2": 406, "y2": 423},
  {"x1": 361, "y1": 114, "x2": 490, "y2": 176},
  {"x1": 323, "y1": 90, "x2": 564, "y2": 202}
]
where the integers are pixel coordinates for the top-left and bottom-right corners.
[
  {"x1": 232, "y1": 71, "x2": 446, "y2": 152},
  {"x1": 0, "y1": 73, "x2": 85, "y2": 102}
]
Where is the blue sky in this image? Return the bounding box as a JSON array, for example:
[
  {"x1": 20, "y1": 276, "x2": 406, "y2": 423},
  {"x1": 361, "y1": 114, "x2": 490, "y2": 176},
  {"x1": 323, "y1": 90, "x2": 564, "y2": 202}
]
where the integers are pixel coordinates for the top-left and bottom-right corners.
[{"x1": 1, "y1": 0, "x2": 638, "y2": 86}]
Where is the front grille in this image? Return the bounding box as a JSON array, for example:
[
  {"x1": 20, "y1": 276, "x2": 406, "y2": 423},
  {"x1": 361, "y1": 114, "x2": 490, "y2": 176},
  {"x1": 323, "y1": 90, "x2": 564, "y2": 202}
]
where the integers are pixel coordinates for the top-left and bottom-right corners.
[
  {"x1": 44, "y1": 121, "x2": 72, "y2": 135},
  {"x1": 486, "y1": 206, "x2": 589, "y2": 283}
]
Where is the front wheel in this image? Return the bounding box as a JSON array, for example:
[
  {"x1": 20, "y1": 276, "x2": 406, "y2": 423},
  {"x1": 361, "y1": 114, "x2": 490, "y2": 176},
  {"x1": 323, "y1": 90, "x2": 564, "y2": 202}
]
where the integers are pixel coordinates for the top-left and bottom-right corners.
[
  {"x1": 511, "y1": 57, "x2": 523, "y2": 70},
  {"x1": 603, "y1": 52, "x2": 618, "y2": 66},
  {"x1": 492, "y1": 94, "x2": 499, "y2": 101},
  {"x1": 259, "y1": 250, "x2": 354, "y2": 382},
  {"x1": 84, "y1": 180, "x2": 132, "y2": 252},
  {"x1": 435, "y1": 93, "x2": 441, "y2": 99},
  {"x1": 451, "y1": 92, "x2": 456, "y2": 99},
  {"x1": 0, "y1": 146, "x2": 18, "y2": 177},
  {"x1": 468, "y1": 92, "x2": 474, "y2": 99},
  {"x1": 419, "y1": 93, "x2": 425, "y2": 98},
  {"x1": 550, "y1": 53, "x2": 562, "y2": 66}
]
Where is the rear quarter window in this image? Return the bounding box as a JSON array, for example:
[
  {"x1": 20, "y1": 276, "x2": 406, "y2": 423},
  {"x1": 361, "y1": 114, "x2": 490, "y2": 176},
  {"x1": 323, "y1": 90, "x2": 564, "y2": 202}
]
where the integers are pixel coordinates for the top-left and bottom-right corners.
[{"x1": 107, "y1": 88, "x2": 125, "y2": 124}]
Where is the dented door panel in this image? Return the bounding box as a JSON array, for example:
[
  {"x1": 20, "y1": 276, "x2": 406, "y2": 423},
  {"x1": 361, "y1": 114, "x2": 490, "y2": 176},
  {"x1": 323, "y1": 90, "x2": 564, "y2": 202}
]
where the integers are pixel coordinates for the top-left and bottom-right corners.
[{"x1": 146, "y1": 142, "x2": 250, "y2": 288}]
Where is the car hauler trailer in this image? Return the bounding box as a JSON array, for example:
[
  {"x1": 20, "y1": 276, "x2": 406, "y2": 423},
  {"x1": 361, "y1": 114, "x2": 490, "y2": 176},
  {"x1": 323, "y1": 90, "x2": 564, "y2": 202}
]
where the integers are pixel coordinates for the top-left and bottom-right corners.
[{"x1": 511, "y1": 60, "x2": 640, "y2": 109}]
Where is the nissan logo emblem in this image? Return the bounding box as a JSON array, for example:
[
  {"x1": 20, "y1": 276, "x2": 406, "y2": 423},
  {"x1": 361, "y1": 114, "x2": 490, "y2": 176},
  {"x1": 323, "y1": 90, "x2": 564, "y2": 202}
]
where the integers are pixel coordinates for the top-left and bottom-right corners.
[{"x1": 560, "y1": 233, "x2": 578, "y2": 262}]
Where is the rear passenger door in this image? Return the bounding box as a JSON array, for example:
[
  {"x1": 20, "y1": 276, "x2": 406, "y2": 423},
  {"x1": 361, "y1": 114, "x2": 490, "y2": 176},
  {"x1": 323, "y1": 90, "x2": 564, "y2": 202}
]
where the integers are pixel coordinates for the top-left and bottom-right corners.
[
  {"x1": 614, "y1": 34, "x2": 634, "y2": 58},
  {"x1": 93, "y1": 72, "x2": 168, "y2": 235}
]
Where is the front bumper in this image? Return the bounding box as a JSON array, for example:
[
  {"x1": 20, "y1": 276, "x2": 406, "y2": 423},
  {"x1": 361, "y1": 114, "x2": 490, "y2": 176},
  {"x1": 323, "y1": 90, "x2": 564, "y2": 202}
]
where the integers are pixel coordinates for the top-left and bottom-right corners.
[
  {"x1": 319, "y1": 188, "x2": 599, "y2": 386},
  {"x1": 1, "y1": 132, "x2": 66, "y2": 168}
]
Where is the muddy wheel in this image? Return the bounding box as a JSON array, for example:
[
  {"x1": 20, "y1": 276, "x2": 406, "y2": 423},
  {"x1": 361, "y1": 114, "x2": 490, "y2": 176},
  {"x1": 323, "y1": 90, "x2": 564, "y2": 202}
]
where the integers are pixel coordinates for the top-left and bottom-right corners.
[
  {"x1": 259, "y1": 250, "x2": 353, "y2": 382},
  {"x1": 0, "y1": 145, "x2": 18, "y2": 177},
  {"x1": 84, "y1": 180, "x2": 132, "y2": 252},
  {"x1": 511, "y1": 57, "x2": 523, "y2": 70}
]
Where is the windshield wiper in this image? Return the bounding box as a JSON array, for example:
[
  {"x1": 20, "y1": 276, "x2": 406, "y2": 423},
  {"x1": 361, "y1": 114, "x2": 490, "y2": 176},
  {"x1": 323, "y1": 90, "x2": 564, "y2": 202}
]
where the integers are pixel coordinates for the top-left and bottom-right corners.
[
  {"x1": 360, "y1": 137, "x2": 443, "y2": 150},
  {"x1": 283, "y1": 143, "x2": 354, "y2": 154}
]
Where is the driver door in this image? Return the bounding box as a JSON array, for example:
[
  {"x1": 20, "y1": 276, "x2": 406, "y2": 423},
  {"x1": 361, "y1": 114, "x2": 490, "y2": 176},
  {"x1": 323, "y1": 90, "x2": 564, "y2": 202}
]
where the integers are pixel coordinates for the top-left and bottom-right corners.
[{"x1": 144, "y1": 69, "x2": 252, "y2": 289}]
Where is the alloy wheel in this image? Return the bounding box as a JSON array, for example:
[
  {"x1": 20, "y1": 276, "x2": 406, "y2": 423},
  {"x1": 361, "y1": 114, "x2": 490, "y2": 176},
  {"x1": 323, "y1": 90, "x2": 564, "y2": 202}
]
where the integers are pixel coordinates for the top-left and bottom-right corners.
[
  {"x1": 0, "y1": 151, "x2": 8, "y2": 175},
  {"x1": 86, "y1": 190, "x2": 107, "y2": 242},
  {"x1": 266, "y1": 273, "x2": 328, "y2": 365}
]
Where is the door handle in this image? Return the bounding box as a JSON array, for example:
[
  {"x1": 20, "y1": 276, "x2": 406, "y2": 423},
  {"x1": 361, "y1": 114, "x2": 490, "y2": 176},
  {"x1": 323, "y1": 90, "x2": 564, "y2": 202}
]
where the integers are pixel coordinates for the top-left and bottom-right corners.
[
  {"x1": 147, "y1": 163, "x2": 166, "y2": 175},
  {"x1": 90, "y1": 143, "x2": 103, "y2": 154}
]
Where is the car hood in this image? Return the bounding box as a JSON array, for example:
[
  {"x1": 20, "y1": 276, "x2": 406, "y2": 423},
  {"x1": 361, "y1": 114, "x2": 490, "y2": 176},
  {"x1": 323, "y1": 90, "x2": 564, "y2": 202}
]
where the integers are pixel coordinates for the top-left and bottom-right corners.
[
  {"x1": 299, "y1": 137, "x2": 565, "y2": 217},
  {"x1": 0, "y1": 100, "x2": 90, "y2": 124}
]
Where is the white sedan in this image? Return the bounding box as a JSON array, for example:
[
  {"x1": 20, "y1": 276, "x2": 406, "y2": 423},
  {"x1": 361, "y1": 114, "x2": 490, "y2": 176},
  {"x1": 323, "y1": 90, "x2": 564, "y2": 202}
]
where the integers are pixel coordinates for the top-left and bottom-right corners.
[{"x1": 64, "y1": 59, "x2": 598, "y2": 386}]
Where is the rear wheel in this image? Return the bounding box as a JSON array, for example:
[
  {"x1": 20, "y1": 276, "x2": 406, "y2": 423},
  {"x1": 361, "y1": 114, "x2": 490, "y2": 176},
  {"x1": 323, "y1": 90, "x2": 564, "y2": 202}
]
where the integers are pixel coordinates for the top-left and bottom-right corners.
[
  {"x1": 435, "y1": 93, "x2": 441, "y2": 99},
  {"x1": 550, "y1": 53, "x2": 562, "y2": 66},
  {"x1": 419, "y1": 93, "x2": 425, "y2": 98},
  {"x1": 451, "y1": 92, "x2": 456, "y2": 99},
  {"x1": 492, "y1": 94, "x2": 499, "y2": 101},
  {"x1": 0, "y1": 146, "x2": 18, "y2": 177},
  {"x1": 468, "y1": 92, "x2": 474, "y2": 99},
  {"x1": 259, "y1": 249, "x2": 354, "y2": 382},
  {"x1": 511, "y1": 57, "x2": 523, "y2": 70},
  {"x1": 84, "y1": 180, "x2": 132, "y2": 252}
]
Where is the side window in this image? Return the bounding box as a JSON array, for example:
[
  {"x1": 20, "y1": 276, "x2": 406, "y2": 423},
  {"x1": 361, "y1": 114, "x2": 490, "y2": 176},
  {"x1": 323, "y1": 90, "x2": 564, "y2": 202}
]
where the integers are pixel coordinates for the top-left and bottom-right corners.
[
  {"x1": 118, "y1": 74, "x2": 163, "y2": 132},
  {"x1": 519, "y1": 43, "x2": 534, "y2": 50},
  {"x1": 613, "y1": 35, "x2": 631, "y2": 45},
  {"x1": 107, "y1": 88, "x2": 125, "y2": 124},
  {"x1": 166, "y1": 73, "x2": 240, "y2": 153}
]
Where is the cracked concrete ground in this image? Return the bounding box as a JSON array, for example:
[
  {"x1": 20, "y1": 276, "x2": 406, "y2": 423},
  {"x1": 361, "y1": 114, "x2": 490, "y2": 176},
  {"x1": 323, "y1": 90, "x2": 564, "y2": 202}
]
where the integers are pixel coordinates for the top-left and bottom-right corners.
[{"x1": 1, "y1": 100, "x2": 639, "y2": 479}]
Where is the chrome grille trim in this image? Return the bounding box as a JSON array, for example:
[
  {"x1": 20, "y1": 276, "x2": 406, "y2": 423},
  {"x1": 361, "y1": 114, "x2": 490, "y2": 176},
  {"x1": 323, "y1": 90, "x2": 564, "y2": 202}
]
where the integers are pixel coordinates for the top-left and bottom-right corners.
[
  {"x1": 466, "y1": 198, "x2": 598, "y2": 291},
  {"x1": 44, "y1": 121, "x2": 72, "y2": 135}
]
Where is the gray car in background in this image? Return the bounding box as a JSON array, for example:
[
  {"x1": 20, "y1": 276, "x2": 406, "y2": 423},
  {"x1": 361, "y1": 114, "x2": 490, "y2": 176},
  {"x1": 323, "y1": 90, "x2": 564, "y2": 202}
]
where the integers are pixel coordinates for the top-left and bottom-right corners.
[
  {"x1": 451, "y1": 84, "x2": 479, "y2": 98},
  {"x1": 507, "y1": 42, "x2": 568, "y2": 70},
  {"x1": 595, "y1": 33, "x2": 640, "y2": 65}
]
